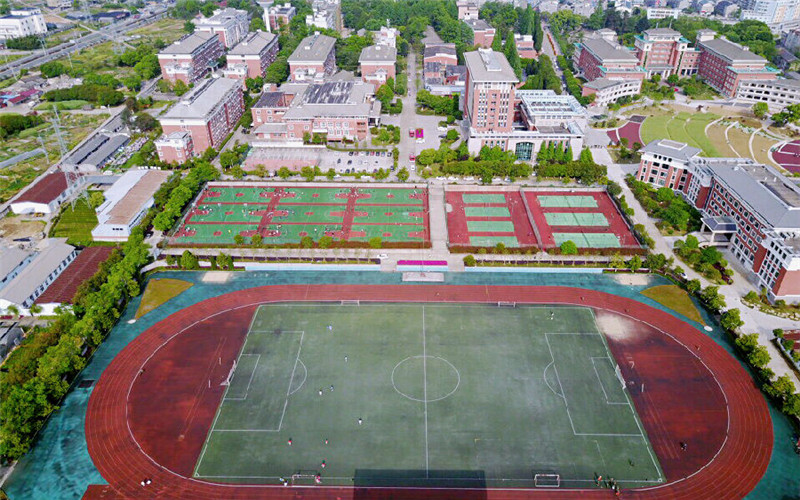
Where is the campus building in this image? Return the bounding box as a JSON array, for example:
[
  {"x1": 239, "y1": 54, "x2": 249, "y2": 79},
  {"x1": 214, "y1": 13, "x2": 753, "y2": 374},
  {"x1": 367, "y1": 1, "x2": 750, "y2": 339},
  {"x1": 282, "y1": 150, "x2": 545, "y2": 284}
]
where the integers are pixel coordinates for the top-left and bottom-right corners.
[
  {"x1": 287, "y1": 33, "x2": 336, "y2": 82},
  {"x1": 735, "y1": 78, "x2": 800, "y2": 109},
  {"x1": 268, "y1": 2, "x2": 297, "y2": 30},
  {"x1": 195, "y1": 8, "x2": 250, "y2": 48},
  {"x1": 250, "y1": 80, "x2": 381, "y2": 144},
  {"x1": 573, "y1": 34, "x2": 644, "y2": 105},
  {"x1": 636, "y1": 139, "x2": 800, "y2": 301},
  {"x1": 646, "y1": 7, "x2": 681, "y2": 19},
  {"x1": 10, "y1": 171, "x2": 82, "y2": 215},
  {"x1": 359, "y1": 44, "x2": 396, "y2": 89},
  {"x1": 223, "y1": 31, "x2": 279, "y2": 85},
  {"x1": 0, "y1": 239, "x2": 76, "y2": 316},
  {"x1": 423, "y1": 43, "x2": 457, "y2": 67},
  {"x1": 91, "y1": 170, "x2": 171, "y2": 241},
  {"x1": 306, "y1": 0, "x2": 341, "y2": 31},
  {"x1": 741, "y1": 0, "x2": 800, "y2": 33},
  {"x1": 374, "y1": 26, "x2": 398, "y2": 48},
  {"x1": 457, "y1": 0, "x2": 479, "y2": 20},
  {"x1": 464, "y1": 49, "x2": 586, "y2": 158},
  {"x1": 463, "y1": 18, "x2": 496, "y2": 48},
  {"x1": 158, "y1": 32, "x2": 225, "y2": 84},
  {"x1": 514, "y1": 34, "x2": 536, "y2": 59},
  {"x1": 154, "y1": 132, "x2": 194, "y2": 164},
  {"x1": 696, "y1": 32, "x2": 779, "y2": 98},
  {"x1": 156, "y1": 78, "x2": 244, "y2": 162},
  {"x1": 633, "y1": 28, "x2": 701, "y2": 79},
  {"x1": 0, "y1": 8, "x2": 46, "y2": 40}
]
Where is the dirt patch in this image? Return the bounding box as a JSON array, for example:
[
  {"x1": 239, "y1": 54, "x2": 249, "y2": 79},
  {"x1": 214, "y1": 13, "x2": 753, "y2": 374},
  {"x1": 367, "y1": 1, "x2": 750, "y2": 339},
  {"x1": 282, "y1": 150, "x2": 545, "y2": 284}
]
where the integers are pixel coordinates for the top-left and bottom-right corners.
[
  {"x1": 0, "y1": 216, "x2": 46, "y2": 241},
  {"x1": 609, "y1": 273, "x2": 653, "y2": 286}
]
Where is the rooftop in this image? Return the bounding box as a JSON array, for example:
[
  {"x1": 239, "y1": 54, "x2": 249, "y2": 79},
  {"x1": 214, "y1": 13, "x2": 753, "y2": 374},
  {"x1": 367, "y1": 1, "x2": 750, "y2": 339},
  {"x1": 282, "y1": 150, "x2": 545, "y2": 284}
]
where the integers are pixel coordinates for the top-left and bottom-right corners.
[
  {"x1": 517, "y1": 89, "x2": 586, "y2": 117},
  {"x1": 584, "y1": 78, "x2": 634, "y2": 90},
  {"x1": 580, "y1": 37, "x2": 638, "y2": 63},
  {"x1": 0, "y1": 247, "x2": 30, "y2": 281},
  {"x1": 161, "y1": 77, "x2": 240, "y2": 120},
  {"x1": 254, "y1": 90, "x2": 290, "y2": 108},
  {"x1": 97, "y1": 169, "x2": 171, "y2": 226},
  {"x1": 159, "y1": 32, "x2": 218, "y2": 56},
  {"x1": 82, "y1": 135, "x2": 128, "y2": 168},
  {"x1": 228, "y1": 31, "x2": 277, "y2": 56},
  {"x1": 282, "y1": 80, "x2": 379, "y2": 119},
  {"x1": 34, "y1": 247, "x2": 113, "y2": 305},
  {"x1": 424, "y1": 44, "x2": 457, "y2": 60},
  {"x1": 464, "y1": 49, "x2": 518, "y2": 83},
  {"x1": 643, "y1": 28, "x2": 681, "y2": 37},
  {"x1": 288, "y1": 33, "x2": 336, "y2": 63},
  {"x1": 14, "y1": 171, "x2": 68, "y2": 205},
  {"x1": 0, "y1": 240, "x2": 74, "y2": 306},
  {"x1": 463, "y1": 18, "x2": 494, "y2": 32},
  {"x1": 359, "y1": 44, "x2": 397, "y2": 63},
  {"x1": 641, "y1": 138, "x2": 702, "y2": 162},
  {"x1": 196, "y1": 8, "x2": 248, "y2": 26},
  {"x1": 698, "y1": 37, "x2": 767, "y2": 64}
]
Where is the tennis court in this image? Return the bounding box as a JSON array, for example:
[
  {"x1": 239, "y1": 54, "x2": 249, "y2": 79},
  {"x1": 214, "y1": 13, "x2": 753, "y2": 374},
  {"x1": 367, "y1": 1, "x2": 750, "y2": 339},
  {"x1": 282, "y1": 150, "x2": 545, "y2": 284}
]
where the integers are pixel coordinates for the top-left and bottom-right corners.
[
  {"x1": 171, "y1": 184, "x2": 430, "y2": 246},
  {"x1": 554, "y1": 232, "x2": 621, "y2": 248},
  {"x1": 545, "y1": 212, "x2": 609, "y2": 227},
  {"x1": 445, "y1": 190, "x2": 536, "y2": 248},
  {"x1": 194, "y1": 303, "x2": 663, "y2": 489},
  {"x1": 538, "y1": 196, "x2": 599, "y2": 208}
]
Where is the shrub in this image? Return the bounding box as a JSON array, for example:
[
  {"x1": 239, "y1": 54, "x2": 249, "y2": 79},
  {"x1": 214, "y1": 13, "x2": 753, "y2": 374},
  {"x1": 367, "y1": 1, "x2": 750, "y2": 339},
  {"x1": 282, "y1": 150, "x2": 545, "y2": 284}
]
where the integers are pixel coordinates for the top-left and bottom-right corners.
[{"x1": 463, "y1": 255, "x2": 476, "y2": 267}]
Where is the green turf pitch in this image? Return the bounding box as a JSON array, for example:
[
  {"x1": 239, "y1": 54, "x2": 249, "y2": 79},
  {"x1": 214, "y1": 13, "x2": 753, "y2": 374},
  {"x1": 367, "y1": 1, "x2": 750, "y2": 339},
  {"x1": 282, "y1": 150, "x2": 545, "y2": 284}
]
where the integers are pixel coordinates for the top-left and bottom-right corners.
[
  {"x1": 464, "y1": 206, "x2": 511, "y2": 217},
  {"x1": 462, "y1": 193, "x2": 507, "y2": 204},
  {"x1": 544, "y1": 212, "x2": 609, "y2": 227},
  {"x1": 554, "y1": 232, "x2": 621, "y2": 248},
  {"x1": 469, "y1": 235, "x2": 520, "y2": 247},
  {"x1": 194, "y1": 303, "x2": 663, "y2": 488},
  {"x1": 538, "y1": 196, "x2": 598, "y2": 208},
  {"x1": 466, "y1": 220, "x2": 515, "y2": 232}
]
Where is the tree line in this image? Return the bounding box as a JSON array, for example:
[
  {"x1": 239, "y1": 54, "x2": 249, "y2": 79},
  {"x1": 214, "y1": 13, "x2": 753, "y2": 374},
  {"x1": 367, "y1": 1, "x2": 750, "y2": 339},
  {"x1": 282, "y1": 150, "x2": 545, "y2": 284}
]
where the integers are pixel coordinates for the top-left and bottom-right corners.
[{"x1": 152, "y1": 162, "x2": 220, "y2": 232}]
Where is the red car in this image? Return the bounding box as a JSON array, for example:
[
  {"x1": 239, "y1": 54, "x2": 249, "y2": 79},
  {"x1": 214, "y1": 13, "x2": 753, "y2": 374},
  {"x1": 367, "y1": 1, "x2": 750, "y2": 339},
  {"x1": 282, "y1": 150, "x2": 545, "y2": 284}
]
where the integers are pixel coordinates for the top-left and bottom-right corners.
[
  {"x1": 408, "y1": 128, "x2": 415, "y2": 138},
  {"x1": 409, "y1": 154, "x2": 416, "y2": 162}
]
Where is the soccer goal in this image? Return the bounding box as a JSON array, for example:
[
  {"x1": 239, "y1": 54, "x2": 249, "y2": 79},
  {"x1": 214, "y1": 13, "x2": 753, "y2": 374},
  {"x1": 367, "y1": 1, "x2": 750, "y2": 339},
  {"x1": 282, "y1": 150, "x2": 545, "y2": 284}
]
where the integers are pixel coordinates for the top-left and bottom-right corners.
[
  {"x1": 614, "y1": 363, "x2": 626, "y2": 390},
  {"x1": 534, "y1": 473, "x2": 561, "y2": 488},
  {"x1": 291, "y1": 471, "x2": 321, "y2": 485},
  {"x1": 340, "y1": 300, "x2": 360, "y2": 306},
  {"x1": 497, "y1": 301, "x2": 516, "y2": 307}
]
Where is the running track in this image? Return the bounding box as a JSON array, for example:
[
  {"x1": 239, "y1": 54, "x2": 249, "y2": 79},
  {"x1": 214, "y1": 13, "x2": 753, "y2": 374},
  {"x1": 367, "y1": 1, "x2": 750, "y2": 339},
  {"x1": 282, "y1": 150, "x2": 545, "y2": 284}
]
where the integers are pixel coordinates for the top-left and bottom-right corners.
[{"x1": 84, "y1": 285, "x2": 772, "y2": 499}]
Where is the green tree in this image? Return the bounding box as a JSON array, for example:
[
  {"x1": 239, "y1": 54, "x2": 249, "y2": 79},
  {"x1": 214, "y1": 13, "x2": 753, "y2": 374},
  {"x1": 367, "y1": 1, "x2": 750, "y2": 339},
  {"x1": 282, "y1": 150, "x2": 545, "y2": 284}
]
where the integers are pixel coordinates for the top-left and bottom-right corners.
[
  {"x1": 234, "y1": 234, "x2": 245, "y2": 245},
  {"x1": 173, "y1": 80, "x2": 189, "y2": 96},
  {"x1": 218, "y1": 253, "x2": 233, "y2": 270},
  {"x1": 300, "y1": 236, "x2": 314, "y2": 248},
  {"x1": 369, "y1": 236, "x2": 382, "y2": 249},
  {"x1": 764, "y1": 374, "x2": 796, "y2": 400},
  {"x1": 326, "y1": 168, "x2": 336, "y2": 180},
  {"x1": 700, "y1": 285, "x2": 726, "y2": 311},
  {"x1": 89, "y1": 191, "x2": 105, "y2": 209},
  {"x1": 180, "y1": 250, "x2": 199, "y2": 270},
  {"x1": 318, "y1": 235, "x2": 333, "y2": 248},
  {"x1": 278, "y1": 167, "x2": 292, "y2": 179},
  {"x1": 720, "y1": 308, "x2": 744, "y2": 331},
  {"x1": 397, "y1": 167, "x2": 409, "y2": 182},
  {"x1": 748, "y1": 345, "x2": 771, "y2": 369},
  {"x1": 301, "y1": 166, "x2": 317, "y2": 182},
  {"x1": 560, "y1": 240, "x2": 578, "y2": 255},
  {"x1": 251, "y1": 234, "x2": 263, "y2": 246},
  {"x1": 628, "y1": 255, "x2": 643, "y2": 271},
  {"x1": 503, "y1": 33, "x2": 522, "y2": 79},
  {"x1": 753, "y1": 102, "x2": 769, "y2": 119},
  {"x1": 463, "y1": 255, "x2": 476, "y2": 266},
  {"x1": 491, "y1": 30, "x2": 503, "y2": 51}
]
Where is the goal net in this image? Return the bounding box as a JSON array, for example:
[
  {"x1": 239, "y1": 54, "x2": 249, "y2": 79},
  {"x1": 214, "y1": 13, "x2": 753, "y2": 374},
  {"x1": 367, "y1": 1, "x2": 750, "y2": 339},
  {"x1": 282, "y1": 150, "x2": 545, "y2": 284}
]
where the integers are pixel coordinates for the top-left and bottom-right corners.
[
  {"x1": 614, "y1": 363, "x2": 626, "y2": 390},
  {"x1": 221, "y1": 359, "x2": 237, "y2": 386},
  {"x1": 534, "y1": 473, "x2": 561, "y2": 488},
  {"x1": 497, "y1": 301, "x2": 516, "y2": 307},
  {"x1": 340, "y1": 300, "x2": 360, "y2": 306},
  {"x1": 291, "y1": 471, "x2": 320, "y2": 485}
]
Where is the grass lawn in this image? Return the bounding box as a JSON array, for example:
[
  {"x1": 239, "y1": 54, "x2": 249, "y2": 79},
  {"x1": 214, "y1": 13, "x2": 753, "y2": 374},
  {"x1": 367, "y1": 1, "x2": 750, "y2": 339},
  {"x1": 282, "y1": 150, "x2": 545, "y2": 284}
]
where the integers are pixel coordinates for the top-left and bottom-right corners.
[
  {"x1": 640, "y1": 114, "x2": 670, "y2": 146},
  {"x1": 641, "y1": 111, "x2": 719, "y2": 156},
  {"x1": 35, "y1": 100, "x2": 91, "y2": 111},
  {"x1": 129, "y1": 18, "x2": 188, "y2": 46},
  {"x1": 135, "y1": 278, "x2": 193, "y2": 319},
  {"x1": 640, "y1": 285, "x2": 704, "y2": 325},
  {"x1": 706, "y1": 123, "x2": 738, "y2": 157},
  {"x1": 751, "y1": 133, "x2": 779, "y2": 168},
  {"x1": 195, "y1": 303, "x2": 663, "y2": 488},
  {"x1": 726, "y1": 127, "x2": 751, "y2": 158},
  {"x1": 49, "y1": 197, "x2": 98, "y2": 246}
]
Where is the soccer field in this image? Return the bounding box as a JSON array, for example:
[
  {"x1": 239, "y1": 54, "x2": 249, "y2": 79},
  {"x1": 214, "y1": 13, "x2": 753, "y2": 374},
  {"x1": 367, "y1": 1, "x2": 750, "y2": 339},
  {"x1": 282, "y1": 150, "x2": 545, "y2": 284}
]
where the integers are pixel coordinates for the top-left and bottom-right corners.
[{"x1": 194, "y1": 303, "x2": 664, "y2": 488}]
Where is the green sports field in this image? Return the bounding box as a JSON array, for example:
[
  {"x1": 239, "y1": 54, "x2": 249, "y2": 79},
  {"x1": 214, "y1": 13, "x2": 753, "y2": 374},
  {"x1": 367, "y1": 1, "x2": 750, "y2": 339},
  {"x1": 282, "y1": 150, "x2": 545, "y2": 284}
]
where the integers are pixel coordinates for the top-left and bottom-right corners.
[{"x1": 194, "y1": 303, "x2": 663, "y2": 488}]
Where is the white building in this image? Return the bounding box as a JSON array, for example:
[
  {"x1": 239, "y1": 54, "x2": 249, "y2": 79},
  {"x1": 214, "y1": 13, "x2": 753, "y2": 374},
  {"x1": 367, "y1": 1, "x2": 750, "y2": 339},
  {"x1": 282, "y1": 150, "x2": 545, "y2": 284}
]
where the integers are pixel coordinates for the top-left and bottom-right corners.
[
  {"x1": 0, "y1": 239, "x2": 76, "y2": 316},
  {"x1": 741, "y1": 0, "x2": 800, "y2": 32},
  {"x1": 0, "y1": 8, "x2": 47, "y2": 40},
  {"x1": 195, "y1": 8, "x2": 250, "y2": 48},
  {"x1": 375, "y1": 26, "x2": 398, "y2": 48},
  {"x1": 0, "y1": 247, "x2": 34, "y2": 293},
  {"x1": 583, "y1": 78, "x2": 642, "y2": 107},
  {"x1": 91, "y1": 169, "x2": 171, "y2": 241},
  {"x1": 10, "y1": 171, "x2": 81, "y2": 215}
]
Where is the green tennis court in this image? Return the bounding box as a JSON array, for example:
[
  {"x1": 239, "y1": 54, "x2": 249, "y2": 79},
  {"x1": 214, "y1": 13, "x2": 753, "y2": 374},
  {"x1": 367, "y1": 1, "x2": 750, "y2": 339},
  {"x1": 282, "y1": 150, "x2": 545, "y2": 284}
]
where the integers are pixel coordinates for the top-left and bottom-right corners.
[
  {"x1": 466, "y1": 220, "x2": 515, "y2": 232},
  {"x1": 462, "y1": 193, "x2": 507, "y2": 204},
  {"x1": 464, "y1": 206, "x2": 511, "y2": 217},
  {"x1": 272, "y1": 208, "x2": 345, "y2": 224},
  {"x1": 194, "y1": 303, "x2": 663, "y2": 489},
  {"x1": 538, "y1": 196, "x2": 598, "y2": 208},
  {"x1": 174, "y1": 224, "x2": 260, "y2": 244},
  {"x1": 554, "y1": 232, "x2": 621, "y2": 248},
  {"x1": 352, "y1": 205, "x2": 423, "y2": 224},
  {"x1": 544, "y1": 212, "x2": 609, "y2": 227},
  {"x1": 469, "y1": 235, "x2": 520, "y2": 247},
  {"x1": 279, "y1": 188, "x2": 346, "y2": 205},
  {"x1": 203, "y1": 187, "x2": 274, "y2": 204}
]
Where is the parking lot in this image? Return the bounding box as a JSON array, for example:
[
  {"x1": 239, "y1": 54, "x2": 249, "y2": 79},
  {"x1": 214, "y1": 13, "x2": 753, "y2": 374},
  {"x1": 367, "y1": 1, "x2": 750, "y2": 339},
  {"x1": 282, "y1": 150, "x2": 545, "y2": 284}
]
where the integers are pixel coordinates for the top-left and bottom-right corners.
[{"x1": 244, "y1": 145, "x2": 395, "y2": 174}]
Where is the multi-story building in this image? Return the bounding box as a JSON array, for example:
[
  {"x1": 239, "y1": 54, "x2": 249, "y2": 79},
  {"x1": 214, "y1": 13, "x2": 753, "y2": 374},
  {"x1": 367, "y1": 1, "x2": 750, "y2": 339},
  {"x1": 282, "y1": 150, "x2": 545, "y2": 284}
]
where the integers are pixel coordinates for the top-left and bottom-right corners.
[
  {"x1": 195, "y1": 8, "x2": 250, "y2": 48},
  {"x1": 0, "y1": 239, "x2": 76, "y2": 315},
  {"x1": 741, "y1": 0, "x2": 800, "y2": 33},
  {"x1": 636, "y1": 139, "x2": 800, "y2": 301},
  {"x1": 424, "y1": 43, "x2": 457, "y2": 67},
  {"x1": 735, "y1": 78, "x2": 800, "y2": 109},
  {"x1": 223, "y1": 31, "x2": 279, "y2": 85},
  {"x1": 156, "y1": 78, "x2": 244, "y2": 162},
  {"x1": 91, "y1": 170, "x2": 171, "y2": 241},
  {"x1": 359, "y1": 44, "x2": 396, "y2": 89},
  {"x1": 696, "y1": 32, "x2": 778, "y2": 98},
  {"x1": 375, "y1": 26, "x2": 398, "y2": 47},
  {"x1": 287, "y1": 33, "x2": 336, "y2": 82},
  {"x1": 573, "y1": 34, "x2": 644, "y2": 104},
  {"x1": 306, "y1": 0, "x2": 341, "y2": 31},
  {"x1": 464, "y1": 18, "x2": 496, "y2": 48},
  {"x1": 158, "y1": 32, "x2": 224, "y2": 84},
  {"x1": 268, "y1": 2, "x2": 296, "y2": 30},
  {"x1": 582, "y1": 78, "x2": 643, "y2": 107},
  {"x1": 457, "y1": 0, "x2": 479, "y2": 20},
  {"x1": 464, "y1": 49, "x2": 586, "y2": 157},
  {"x1": 250, "y1": 80, "x2": 381, "y2": 144},
  {"x1": 154, "y1": 132, "x2": 194, "y2": 164},
  {"x1": 634, "y1": 28, "x2": 700, "y2": 79},
  {"x1": 784, "y1": 28, "x2": 800, "y2": 51},
  {"x1": 514, "y1": 34, "x2": 536, "y2": 59},
  {"x1": 0, "y1": 8, "x2": 47, "y2": 40}
]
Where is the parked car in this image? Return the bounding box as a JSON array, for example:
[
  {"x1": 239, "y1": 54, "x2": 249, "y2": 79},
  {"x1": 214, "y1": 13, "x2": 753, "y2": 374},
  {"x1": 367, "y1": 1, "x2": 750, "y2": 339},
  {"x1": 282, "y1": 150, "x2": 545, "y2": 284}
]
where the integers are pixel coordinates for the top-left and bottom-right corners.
[
  {"x1": 348, "y1": 151, "x2": 354, "y2": 156},
  {"x1": 409, "y1": 154, "x2": 416, "y2": 161},
  {"x1": 408, "y1": 128, "x2": 415, "y2": 137}
]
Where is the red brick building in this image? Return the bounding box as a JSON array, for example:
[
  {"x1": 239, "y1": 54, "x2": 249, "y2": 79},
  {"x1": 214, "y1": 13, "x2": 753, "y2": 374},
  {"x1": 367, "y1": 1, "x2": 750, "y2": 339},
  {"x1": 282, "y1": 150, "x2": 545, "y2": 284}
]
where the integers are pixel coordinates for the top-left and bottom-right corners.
[
  {"x1": 156, "y1": 78, "x2": 244, "y2": 162},
  {"x1": 195, "y1": 8, "x2": 250, "y2": 48},
  {"x1": 636, "y1": 139, "x2": 800, "y2": 301},
  {"x1": 158, "y1": 32, "x2": 224, "y2": 84},
  {"x1": 223, "y1": 31, "x2": 279, "y2": 85},
  {"x1": 287, "y1": 33, "x2": 336, "y2": 82},
  {"x1": 573, "y1": 36, "x2": 644, "y2": 83},
  {"x1": 154, "y1": 131, "x2": 195, "y2": 164},
  {"x1": 634, "y1": 28, "x2": 700, "y2": 79},
  {"x1": 268, "y1": 2, "x2": 296, "y2": 31},
  {"x1": 514, "y1": 34, "x2": 536, "y2": 59},
  {"x1": 464, "y1": 18, "x2": 495, "y2": 48},
  {"x1": 358, "y1": 44, "x2": 396, "y2": 89},
  {"x1": 696, "y1": 32, "x2": 778, "y2": 98},
  {"x1": 423, "y1": 43, "x2": 457, "y2": 67},
  {"x1": 463, "y1": 49, "x2": 517, "y2": 135}
]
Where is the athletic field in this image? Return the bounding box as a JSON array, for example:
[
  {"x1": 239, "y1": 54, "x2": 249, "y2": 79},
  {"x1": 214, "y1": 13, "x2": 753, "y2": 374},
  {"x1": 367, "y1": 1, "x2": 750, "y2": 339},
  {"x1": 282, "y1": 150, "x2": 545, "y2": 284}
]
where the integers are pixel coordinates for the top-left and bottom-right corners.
[
  {"x1": 193, "y1": 303, "x2": 663, "y2": 488},
  {"x1": 171, "y1": 184, "x2": 429, "y2": 246}
]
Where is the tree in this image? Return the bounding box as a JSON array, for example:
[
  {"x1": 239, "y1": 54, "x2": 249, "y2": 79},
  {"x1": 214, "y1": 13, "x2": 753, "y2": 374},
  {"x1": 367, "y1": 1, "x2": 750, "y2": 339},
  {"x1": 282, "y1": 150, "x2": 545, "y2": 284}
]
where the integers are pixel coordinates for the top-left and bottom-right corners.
[
  {"x1": 183, "y1": 20, "x2": 195, "y2": 33},
  {"x1": 369, "y1": 236, "x2": 382, "y2": 249},
  {"x1": 463, "y1": 255, "x2": 476, "y2": 267},
  {"x1": 491, "y1": 30, "x2": 503, "y2": 51},
  {"x1": 326, "y1": 168, "x2": 336, "y2": 180},
  {"x1": 89, "y1": 191, "x2": 105, "y2": 209},
  {"x1": 560, "y1": 240, "x2": 578, "y2": 255},
  {"x1": 318, "y1": 235, "x2": 333, "y2": 249},
  {"x1": 251, "y1": 234, "x2": 263, "y2": 246},
  {"x1": 301, "y1": 166, "x2": 317, "y2": 182},
  {"x1": 180, "y1": 250, "x2": 199, "y2": 270},
  {"x1": 218, "y1": 253, "x2": 233, "y2": 270},
  {"x1": 700, "y1": 285, "x2": 726, "y2": 311},
  {"x1": 753, "y1": 102, "x2": 769, "y2": 119},
  {"x1": 764, "y1": 374, "x2": 796, "y2": 400},
  {"x1": 685, "y1": 234, "x2": 700, "y2": 249},
  {"x1": 278, "y1": 167, "x2": 292, "y2": 179},
  {"x1": 300, "y1": 236, "x2": 314, "y2": 248},
  {"x1": 397, "y1": 167, "x2": 409, "y2": 182},
  {"x1": 628, "y1": 255, "x2": 643, "y2": 271},
  {"x1": 173, "y1": 80, "x2": 189, "y2": 96},
  {"x1": 748, "y1": 345, "x2": 771, "y2": 369},
  {"x1": 720, "y1": 308, "x2": 744, "y2": 332},
  {"x1": 686, "y1": 279, "x2": 701, "y2": 294},
  {"x1": 376, "y1": 83, "x2": 394, "y2": 106},
  {"x1": 503, "y1": 33, "x2": 522, "y2": 79}
]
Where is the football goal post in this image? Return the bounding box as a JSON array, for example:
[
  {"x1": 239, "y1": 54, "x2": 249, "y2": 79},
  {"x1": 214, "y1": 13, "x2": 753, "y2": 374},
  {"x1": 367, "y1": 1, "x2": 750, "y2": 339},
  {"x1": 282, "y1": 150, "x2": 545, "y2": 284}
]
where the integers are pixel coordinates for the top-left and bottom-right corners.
[{"x1": 534, "y1": 473, "x2": 561, "y2": 488}]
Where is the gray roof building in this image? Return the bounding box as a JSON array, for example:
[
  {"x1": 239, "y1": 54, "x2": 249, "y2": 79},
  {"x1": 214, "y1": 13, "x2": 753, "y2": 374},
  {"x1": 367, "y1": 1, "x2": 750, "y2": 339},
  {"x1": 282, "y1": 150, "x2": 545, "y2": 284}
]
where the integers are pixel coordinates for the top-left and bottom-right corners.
[
  {"x1": 159, "y1": 32, "x2": 218, "y2": 55},
  {"x1": 424, "y1": 43, "x2": 456, "y2": 60},
  {"x1": 463, "y1": 18, "x2": 493, "y2": 31},
  {"x1": 359, "y1": 44, "x2": 397, "y2": 63},
  {"x1": 0, "y1": 247, "x2": 30, "y2": 286},
  {"x1": 580, "y1": 37, "x2": 638, "y2": 63},
  {"x1": 288, "y1": 33, "x2": 336, "y2": 63},
  {"x1": 229, "y1": 30, "x2": 278, "y2": 56},
  {"x1": 641, "y1": 139, "x2": 702, "y2": 162},
  {"x1": 698, "y1": 37, "x2": 768, "y2": 63},
  {"x1": 463, "y1": 49, "x2": 518, "y2": 83},
  {"x1": 161, "y1": 77, "x2": 241, "y2": 121},
  {"x1": 0, "y1": 239, "x2": 76, "y2": 309},
  {"x1": 282, "y1": 80, "x2": 380, "y2": 120}
]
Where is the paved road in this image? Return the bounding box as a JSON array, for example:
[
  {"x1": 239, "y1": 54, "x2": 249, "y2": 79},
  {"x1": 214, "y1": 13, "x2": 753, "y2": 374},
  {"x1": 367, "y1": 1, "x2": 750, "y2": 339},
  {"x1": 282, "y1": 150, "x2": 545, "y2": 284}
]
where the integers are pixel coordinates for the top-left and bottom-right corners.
[{"x1": 0, "y1": 9, "x2": 167, "y2": 81}]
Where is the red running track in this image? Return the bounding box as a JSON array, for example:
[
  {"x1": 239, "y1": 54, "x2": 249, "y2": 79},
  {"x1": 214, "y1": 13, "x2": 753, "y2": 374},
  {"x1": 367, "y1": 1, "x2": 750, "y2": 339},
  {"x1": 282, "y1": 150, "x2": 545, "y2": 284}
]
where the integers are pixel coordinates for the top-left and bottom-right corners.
[{"x1": 84, "y1": 285, "x2": 772, "y2": 500}]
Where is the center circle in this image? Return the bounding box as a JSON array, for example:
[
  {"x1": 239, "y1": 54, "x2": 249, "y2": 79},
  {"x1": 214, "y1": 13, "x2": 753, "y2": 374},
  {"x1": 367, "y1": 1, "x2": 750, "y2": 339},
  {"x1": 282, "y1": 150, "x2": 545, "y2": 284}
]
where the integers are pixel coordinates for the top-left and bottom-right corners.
[{"x1": 391, "y1": 355, "x2": 460, "y2": 403}]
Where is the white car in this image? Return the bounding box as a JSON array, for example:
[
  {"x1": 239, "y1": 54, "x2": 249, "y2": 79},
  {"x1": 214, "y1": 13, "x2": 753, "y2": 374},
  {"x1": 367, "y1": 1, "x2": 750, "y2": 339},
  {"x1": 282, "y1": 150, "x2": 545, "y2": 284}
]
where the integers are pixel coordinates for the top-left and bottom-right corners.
[
  {"x1": 437, "y1": 126, "x2": 447, "y2": 132},
  {"x1": 377, "y1": 253, "x2": 388, "y2": 259}
]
